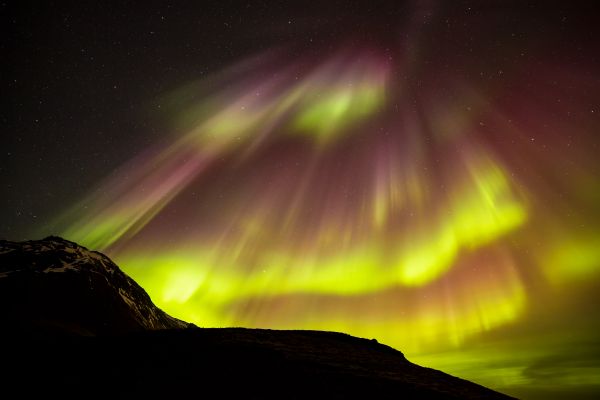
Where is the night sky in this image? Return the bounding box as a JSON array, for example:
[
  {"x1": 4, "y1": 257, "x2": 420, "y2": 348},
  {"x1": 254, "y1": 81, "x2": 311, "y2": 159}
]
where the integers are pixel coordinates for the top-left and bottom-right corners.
[{"x1": 3, "y1": 1, "x2": 600, "y2": 398}]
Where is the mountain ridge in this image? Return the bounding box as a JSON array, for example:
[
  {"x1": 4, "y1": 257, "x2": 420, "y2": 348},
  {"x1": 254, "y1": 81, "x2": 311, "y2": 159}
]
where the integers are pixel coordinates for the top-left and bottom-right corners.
[
  {"x1": 0, "y1": 235, "x2": 191, "y2": 335},
  {"x1": 0, "y1": 236, "x2": 514, "y2": 399}
]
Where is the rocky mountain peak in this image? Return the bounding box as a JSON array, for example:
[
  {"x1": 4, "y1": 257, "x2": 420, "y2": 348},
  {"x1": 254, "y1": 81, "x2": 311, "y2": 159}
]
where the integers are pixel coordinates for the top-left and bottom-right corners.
[{"x1": 0, "y1": 236, "x2": 192, "y2": 335}]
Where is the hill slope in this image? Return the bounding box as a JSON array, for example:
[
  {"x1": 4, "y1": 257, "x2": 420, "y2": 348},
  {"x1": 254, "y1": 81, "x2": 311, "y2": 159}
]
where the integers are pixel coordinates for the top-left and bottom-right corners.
[
  {"x1": 0, "y1": 236, "x2": 191, "y2": 335},
  {"x1": 0, "y1": 237, "x2": 514, "y2": 399}
]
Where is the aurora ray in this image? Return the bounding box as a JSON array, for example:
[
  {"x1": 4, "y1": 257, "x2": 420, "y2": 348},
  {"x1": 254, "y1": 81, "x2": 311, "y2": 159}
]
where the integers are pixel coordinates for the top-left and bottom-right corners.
[{"x1": 48, "y1": 40, "x2": 600, "y2": 400}]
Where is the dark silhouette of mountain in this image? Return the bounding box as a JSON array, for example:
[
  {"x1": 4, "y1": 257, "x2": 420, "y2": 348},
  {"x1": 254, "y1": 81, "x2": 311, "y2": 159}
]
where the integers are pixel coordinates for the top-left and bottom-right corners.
[
  {"x1": 0, "y1": 236, "x2": 191, "y2": 335},
  {"x1": 0, "y1": 237, "x2": 514, "y2": 399}
]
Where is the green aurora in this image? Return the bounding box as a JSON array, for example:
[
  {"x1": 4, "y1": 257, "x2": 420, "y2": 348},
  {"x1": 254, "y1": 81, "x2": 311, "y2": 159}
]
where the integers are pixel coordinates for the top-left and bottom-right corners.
[{"x1": 49, "y1": 42, "x2": 600, "y2": 400}]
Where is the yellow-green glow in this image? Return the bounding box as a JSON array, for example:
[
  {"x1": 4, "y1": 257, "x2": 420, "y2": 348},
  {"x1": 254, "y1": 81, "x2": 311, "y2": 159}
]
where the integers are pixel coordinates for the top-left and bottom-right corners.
[
  {"x1": 543, "y1": 235, "x2": 600, "y2": 283},
  {"x1": 293, "y1": 83, "x2": 385, "y2": 141},
  {"x1": 117, "y1": 158, "x2": 526, "y2": 311},
  {"x1": 396, "y1": 158, "x2": 527, "y2": 285},
  {"x1": 110, "y1": 156, "x2": 529, "y2": 357},
  {"x1": 117, "y1": 235, "x2": 526, "y2": 356},
  {"x1": 52, "y1": 53, "x2": 389, "y2": 253},
  {"x1": 49, "y1": 45, "x2": 600, "y2": 399},
  {"x1": 410, "y1": 339, "x2": 600, "y2": 399}
]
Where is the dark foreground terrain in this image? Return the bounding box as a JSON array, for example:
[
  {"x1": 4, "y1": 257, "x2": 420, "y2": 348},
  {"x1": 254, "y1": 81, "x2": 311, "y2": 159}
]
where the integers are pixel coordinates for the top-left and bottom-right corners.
[{"x1": 0, "y1": 237, "x2": 514, "y2": 399}]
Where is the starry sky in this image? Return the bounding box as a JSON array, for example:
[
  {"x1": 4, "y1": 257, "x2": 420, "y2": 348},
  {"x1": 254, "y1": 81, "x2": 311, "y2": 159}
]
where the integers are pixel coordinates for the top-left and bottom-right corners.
[{"x1": 3, "y1": 1, "x2": 600, "y2": 398}]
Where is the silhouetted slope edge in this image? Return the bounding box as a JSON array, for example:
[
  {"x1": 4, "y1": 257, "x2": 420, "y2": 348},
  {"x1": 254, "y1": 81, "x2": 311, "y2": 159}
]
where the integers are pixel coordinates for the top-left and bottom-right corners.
[
  {"x1": 0, "y1": 236, "x2": 191, "y2": 335},
  {"x1": 0, "y1": 237, "x2": 515, "y2": 399}
]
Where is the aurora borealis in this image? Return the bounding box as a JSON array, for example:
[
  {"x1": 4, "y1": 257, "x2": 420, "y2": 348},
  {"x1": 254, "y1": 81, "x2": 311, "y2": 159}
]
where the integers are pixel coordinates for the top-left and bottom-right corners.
[{"x1": 4, "y1": 1, "x2": 600, "y2": 398}]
